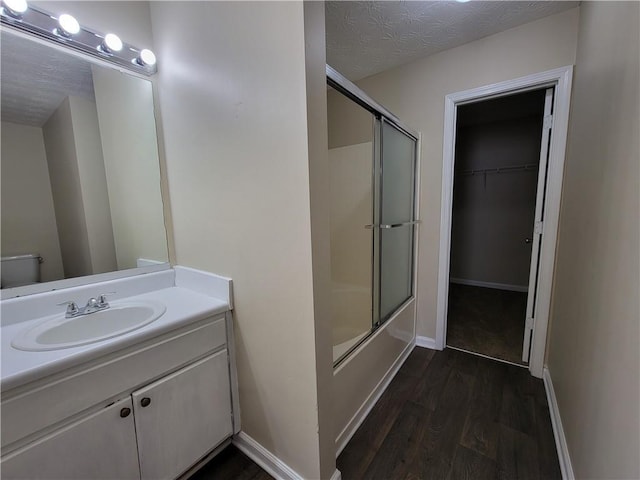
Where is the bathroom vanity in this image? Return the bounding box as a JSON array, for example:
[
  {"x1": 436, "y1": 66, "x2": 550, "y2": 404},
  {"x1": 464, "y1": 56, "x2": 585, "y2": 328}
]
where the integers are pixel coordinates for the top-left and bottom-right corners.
[
  {"x1": 0, "y1": 5, "x2": 242, "y2": 478},
  {"x1": 0, "y1": 267, "x2": 240, "y2": 480}
]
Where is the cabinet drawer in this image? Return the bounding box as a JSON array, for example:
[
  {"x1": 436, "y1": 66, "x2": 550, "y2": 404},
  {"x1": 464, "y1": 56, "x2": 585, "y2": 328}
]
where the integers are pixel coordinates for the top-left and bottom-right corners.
[{"x1": 2, "y1": 315, "x2": 226, "y2": 450}]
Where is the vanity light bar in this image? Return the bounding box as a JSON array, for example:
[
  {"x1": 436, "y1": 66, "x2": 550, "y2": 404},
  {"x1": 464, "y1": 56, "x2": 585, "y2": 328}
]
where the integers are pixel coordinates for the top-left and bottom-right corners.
[{"x1": 0, "y1": 1, "x2": 157, "y2": 75}]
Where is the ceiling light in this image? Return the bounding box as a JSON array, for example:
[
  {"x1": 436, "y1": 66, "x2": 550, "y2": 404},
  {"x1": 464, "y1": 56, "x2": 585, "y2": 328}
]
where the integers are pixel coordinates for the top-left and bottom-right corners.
[
  {"x1": 136, "y1": 48, "x2": 156, "y2": 67},
  {"x1": 56, "y1": 13, "x2": 80, "y2": 37},
  {"x1": 456, "y1": 0, "x2": 471, "y2": 2},
  {"x1": 100, "y1": 33, "x2": 123, "y2": 53},
  {"x1": 2, "y1": 0, "x2": 28, "y2": 18}
]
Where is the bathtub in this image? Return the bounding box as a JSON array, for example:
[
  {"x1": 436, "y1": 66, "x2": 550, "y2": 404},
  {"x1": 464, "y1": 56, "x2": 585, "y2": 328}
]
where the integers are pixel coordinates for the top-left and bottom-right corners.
[{"x1": 331, "y1": 282, "x2": 372, "y2": 362}]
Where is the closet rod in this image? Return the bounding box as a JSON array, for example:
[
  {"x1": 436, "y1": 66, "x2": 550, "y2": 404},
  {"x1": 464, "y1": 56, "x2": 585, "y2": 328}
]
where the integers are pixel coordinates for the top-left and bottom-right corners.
[{"x1": 456, "y1": 163, "x2": 538, "y2": 177}]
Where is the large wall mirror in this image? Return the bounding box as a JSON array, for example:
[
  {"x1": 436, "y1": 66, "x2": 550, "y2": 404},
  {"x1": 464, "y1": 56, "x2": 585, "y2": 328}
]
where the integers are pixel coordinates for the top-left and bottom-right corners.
[{"x1": 1, "y1": 28, "x2": 169, "y2": 294}]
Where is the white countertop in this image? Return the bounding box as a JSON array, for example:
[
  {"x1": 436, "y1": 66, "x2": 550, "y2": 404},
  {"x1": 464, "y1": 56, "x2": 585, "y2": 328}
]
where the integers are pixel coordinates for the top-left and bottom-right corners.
[{"x1": 1, "y1": 268, "x2": 232, "y2": 392}]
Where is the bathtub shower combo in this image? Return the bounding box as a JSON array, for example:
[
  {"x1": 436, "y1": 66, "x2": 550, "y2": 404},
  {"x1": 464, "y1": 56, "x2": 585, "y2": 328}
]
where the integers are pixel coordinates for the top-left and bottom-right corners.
[{"x1": 327, "y1": 67, "x2": 419, "y2": 364}]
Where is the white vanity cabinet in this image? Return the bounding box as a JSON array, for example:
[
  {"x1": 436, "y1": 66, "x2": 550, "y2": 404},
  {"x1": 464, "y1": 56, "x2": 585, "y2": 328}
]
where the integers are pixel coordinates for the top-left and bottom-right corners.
[
  {"x1": 133, "y1": 350, "x2": 233, "y2": 480},
  {"x1": 1, "y1": 313, "x2": 239, "y2": 480},
  {"x1": 1, "y1": 397, "x2": 140, "y2": 480}
]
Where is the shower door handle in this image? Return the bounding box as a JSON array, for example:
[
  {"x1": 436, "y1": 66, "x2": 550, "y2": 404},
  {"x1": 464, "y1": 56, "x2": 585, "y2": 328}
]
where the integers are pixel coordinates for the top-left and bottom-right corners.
[{"x1": 364, "y1": 221, "x2": 420, "y2": 229}]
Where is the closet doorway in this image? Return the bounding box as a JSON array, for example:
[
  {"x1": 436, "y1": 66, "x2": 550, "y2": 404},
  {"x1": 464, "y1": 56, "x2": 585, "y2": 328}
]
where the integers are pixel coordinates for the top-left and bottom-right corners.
[
  {"x1": 446, "y1": 88, "x2": 552, "y2": 366},
  {"x1": 436, "y1": 67, "x2": 573, "y2": 377}
]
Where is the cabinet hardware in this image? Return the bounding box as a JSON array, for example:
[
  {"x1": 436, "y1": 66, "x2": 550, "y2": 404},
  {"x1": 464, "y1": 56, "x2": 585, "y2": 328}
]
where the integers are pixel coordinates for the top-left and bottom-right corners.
[
  {"x1": 120, "y1": 407, "x2": 131, "y2": 418},
  {"x1": 141, "y1": 397, "x2": 151, "y2": 407}
]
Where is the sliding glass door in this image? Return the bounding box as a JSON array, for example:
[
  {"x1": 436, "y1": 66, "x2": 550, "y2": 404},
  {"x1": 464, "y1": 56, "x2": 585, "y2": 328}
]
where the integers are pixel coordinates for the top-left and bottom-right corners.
[
  {"x1": 327, "y1": 69, "x2": 418, "y2": 364},
  {"x1": 375, "y1": 119, "x2": 418, "y2": 325}
]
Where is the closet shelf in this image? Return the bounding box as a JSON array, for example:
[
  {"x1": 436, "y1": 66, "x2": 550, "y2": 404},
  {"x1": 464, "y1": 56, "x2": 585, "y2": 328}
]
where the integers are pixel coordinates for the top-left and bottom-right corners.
[{"x1": 455, "y1": 163, "x2": 538, "y2": 177}]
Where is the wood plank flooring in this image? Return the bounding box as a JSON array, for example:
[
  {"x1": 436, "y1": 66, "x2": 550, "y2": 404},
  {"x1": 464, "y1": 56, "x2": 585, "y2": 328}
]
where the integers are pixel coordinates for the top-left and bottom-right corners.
[
  {"x1": 194, "y1": 347, "x2": 560, "y2": 479},
  {"x1": 447, "y1": 284, "x2": 528, "y2": 365},
  {"x1": 189, "y1": 445, "x2": 273, "y2": 480},
  {"x1": 338, "y1": 347, "x2": 561, "y2": 480}
]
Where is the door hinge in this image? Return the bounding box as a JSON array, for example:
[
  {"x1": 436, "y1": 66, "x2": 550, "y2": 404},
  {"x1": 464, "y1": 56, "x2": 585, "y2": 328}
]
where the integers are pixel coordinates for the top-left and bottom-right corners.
[
  {"x1": 526, "y1": 317, "x2": 535, "y2": 331},
  {"x1": 544, "y1": 115, "x2": 553, "y2": 130},
  {"x1": 534, "y1": 221, "x2": 544, "y2": 235}
]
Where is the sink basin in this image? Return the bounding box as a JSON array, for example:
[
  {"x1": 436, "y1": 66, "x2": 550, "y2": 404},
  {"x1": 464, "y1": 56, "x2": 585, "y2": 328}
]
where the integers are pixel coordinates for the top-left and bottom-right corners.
[{"x1": 11, "y1": 301, "x2": 166, "y2": 352}]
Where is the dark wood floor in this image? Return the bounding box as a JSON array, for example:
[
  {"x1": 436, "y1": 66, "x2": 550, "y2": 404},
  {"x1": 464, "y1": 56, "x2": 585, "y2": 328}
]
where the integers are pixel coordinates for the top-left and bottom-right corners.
[
  {"x1": 447, "y1": 283, "x2": 528, "y2": 365},
  {"x1": 194, "y1": 348, "x2": 560, "y2": 480},
  {"x1": 189, "y1": 444, "x2": 273, "y2": 480},
  {"x1": 338, "y1": 347, "x2": 561, "y2": 480}
]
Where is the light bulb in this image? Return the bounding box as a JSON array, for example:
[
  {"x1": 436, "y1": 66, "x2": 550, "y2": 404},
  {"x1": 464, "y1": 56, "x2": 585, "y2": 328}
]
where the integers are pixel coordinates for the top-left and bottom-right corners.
[
  {"x1": 2, "y1": 0, "x2": 28, "y2": 17},
  {"x1": 57, "y1": 13, "x2": 80, "y2": 37},
  {"x1": 102, "y1": 33, "x2": 123, "y2": 53},
  {"x1": 137, "y1": 49, "x2": 156, "y2": 66}
]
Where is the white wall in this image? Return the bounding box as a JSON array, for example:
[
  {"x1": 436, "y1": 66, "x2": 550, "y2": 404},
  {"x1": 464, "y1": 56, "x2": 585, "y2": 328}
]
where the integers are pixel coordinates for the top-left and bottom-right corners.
[
  {"x1": 68, "y1": 96, "x2": 117, "y2": 275},
  {"x1": 0, "y1": 122, "x2": 64, "y2": 282},
  {"x1": 303, "y1": 3, "x2": 339, "y2": 474},
  {"x1": 547, "y1": 2, "x2": 639, "y2": 478},
  {"x1": 42, "y1": 97, "x2": 94, "y2": 278},
  {"x1": 327, "y1": 89, "x2": 373, "y2": 149},
  {"x1": 92, "y1": 66, "x2": 168, "y2": 269},
  {"x1": 354, "y1": 8, "x2": 580, "y2": 339},
  {"x1": 149, "y1": 2, "x2": 333, "y2": 477},
  {"x1": 42, "y1": 96, "x2": 118, "y2": 278},
  {"x1": 450, "y1": 117, "x2": 541, "y2": 288}
]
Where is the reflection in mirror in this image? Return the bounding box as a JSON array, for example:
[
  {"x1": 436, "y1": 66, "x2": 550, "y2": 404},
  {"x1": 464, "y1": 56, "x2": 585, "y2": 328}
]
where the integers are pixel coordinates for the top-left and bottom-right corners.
[{"x1": 1, "y1": 29, "x2": 169, "y2": 290}]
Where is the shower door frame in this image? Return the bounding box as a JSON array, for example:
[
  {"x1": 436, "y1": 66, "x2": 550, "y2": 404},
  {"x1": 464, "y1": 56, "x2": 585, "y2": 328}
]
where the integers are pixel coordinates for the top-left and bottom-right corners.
[{"x1": 327, "y1": 65, "x2": 421, "y2": 364}]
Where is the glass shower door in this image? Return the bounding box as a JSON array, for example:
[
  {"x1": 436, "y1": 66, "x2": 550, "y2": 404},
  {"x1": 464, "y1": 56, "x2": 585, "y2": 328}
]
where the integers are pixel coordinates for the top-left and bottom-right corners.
[
  {"x1": 377, "y1": 120, "x2": 417, "y2": 323},
  {"x1": 327, "y1": 72, "x2": 418, "y2": 364}
]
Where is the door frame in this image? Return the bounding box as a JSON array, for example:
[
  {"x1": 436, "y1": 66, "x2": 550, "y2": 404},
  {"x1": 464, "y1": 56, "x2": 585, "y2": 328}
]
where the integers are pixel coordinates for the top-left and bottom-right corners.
[{"x1": 435, "y1": 66, "x2": 573, "y2": 378}]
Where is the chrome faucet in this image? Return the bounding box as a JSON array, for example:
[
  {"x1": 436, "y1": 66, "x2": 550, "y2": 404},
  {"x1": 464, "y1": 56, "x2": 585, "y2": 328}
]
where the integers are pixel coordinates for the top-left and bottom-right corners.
[{"x1": 58, "y1": 293, "x2": 114, "y2": 318}]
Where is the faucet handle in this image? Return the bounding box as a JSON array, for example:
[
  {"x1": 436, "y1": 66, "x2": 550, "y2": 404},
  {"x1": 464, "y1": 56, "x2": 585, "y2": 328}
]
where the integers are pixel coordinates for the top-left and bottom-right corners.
[
  {"x1": 97, "y1": 292, "x2": 116, "y2": 307},
  {"x1": 57, "y1": 301, "x2": 79, "y2": 316}
]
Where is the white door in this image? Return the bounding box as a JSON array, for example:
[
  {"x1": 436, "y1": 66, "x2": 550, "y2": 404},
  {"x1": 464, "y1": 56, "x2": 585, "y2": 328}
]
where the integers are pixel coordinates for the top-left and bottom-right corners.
[
  {"x1": 132, "y1": 351, "x2": 233, "y2": 480},
  {"x1": 522, "y1": 87, "x2": 555, "y2": 362},
  {"x1": 1, "y1": 398, "x2": 140, "y2": 480}
]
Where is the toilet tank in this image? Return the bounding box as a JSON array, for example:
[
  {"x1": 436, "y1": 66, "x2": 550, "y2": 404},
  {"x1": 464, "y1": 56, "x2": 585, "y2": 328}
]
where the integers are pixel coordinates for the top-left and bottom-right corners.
[{"x1": 1, "y1": 254, "x2": 42, "y2": 288}]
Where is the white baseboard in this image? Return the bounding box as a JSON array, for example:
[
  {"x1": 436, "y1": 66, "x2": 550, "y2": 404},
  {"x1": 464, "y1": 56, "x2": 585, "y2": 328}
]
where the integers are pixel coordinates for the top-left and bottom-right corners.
[
  {"x1": 449, "y1": 277, "x2": 528, "y2": 292},
  {"x1": 543, "y1": 368, "x2": 575, "y2": 480},
  {"x1": 335, "y1": 340, "x2": 415, "y2": 456},
  {"x1": 415, "y1": 336, "x2": 438, "y2": 350},
  {"x1": 233, "y1": 431, "x2": 341, "y2": 480},
  {"x1": 233, "y1": 431, "x2": 304, "y2": 480}
]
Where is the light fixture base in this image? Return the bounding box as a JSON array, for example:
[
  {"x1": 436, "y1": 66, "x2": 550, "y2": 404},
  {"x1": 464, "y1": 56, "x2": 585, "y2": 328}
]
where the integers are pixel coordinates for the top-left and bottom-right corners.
[{"x1": 0, "y1": 3, "x2": 157, "y2": 75}]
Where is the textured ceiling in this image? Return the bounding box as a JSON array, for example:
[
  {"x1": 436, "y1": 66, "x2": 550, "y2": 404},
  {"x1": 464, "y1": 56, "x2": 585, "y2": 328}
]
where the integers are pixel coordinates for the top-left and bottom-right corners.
[
  {"x1": 326, "y1": 1, "x2": 579, "y2": 81},
  {"x1": 1, "y1": 30, "x2": 95, "y2": 127}
]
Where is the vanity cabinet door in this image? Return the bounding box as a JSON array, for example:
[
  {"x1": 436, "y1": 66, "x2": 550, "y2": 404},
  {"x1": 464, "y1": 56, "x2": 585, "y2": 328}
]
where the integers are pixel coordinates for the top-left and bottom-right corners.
[
  {"x1": 1, "y1": 398, "x2": 140, "y2": 480},
  {"x1": 132, "y1": 350, "x2": 233, "y2": 480}
]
